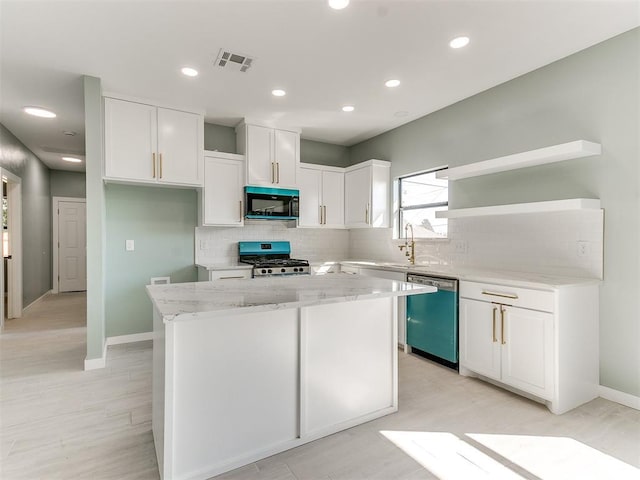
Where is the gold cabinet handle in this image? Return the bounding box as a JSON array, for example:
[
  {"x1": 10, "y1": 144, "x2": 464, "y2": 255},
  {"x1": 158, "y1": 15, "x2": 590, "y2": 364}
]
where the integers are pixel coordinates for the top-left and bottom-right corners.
[
  {"x1": 271, "y1": 162, "x2": 275, "y2": 183},
  {"x1": 218, "y1": 276, "x2": 246, "y2": 280},
  {"x1": 500, "y1": 306, "x2": 506, "y2": 345},
  {"x1": 152, "y1": 153, "x2": 156, "y2": 178},
  {"x1": 239, "y1": 200, "x2": 243, "y2": 221},
  {"x1": 319, "y1": 205, "x2": 323, "y2": 224},
  {"x1": 323, "y1": 205, "x2": 327, "y2": 225},
  {"x1": 159, "y1": 153, "x2": 163, "y2": 179},
  {"x1": 276, "y1": 162, "x2": 280, "y2": 183},
  {"x1": 492, "y1": 306, "x2": 497, "y2": 343},
  {"x1": 365, "y1": 204, "x2": 369, "y2": 224},
  {"x1": 482, "y1": 290, "x2": 518, "y2": 300}
]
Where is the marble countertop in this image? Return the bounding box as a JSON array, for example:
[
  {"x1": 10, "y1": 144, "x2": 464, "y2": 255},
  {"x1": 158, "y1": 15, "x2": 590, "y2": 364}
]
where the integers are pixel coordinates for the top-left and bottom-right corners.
[
  {"x1": 147, "y1": 274, "x2": 435, "y2": 322},
  {"x1": 340, "y1": 260, "x2": 601, "y2": 289}
]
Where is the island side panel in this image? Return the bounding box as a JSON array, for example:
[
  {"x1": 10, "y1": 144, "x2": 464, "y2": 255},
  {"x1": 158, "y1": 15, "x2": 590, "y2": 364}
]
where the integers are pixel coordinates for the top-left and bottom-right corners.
[
  {"x1": 152, "y1": 307, "x2": 168, "y2": 480},
  {"x1": 169, "y1": 309, "x2": 300, "y2": 480},
  {"x1": 300, "y1": 296, "x2": 397, "y2": 438}
]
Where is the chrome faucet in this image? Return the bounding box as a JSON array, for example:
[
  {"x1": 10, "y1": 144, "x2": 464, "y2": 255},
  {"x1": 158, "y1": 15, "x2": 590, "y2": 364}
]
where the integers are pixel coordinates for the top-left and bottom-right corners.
[{"x1": 398, "y1": 223, "x2": 416, "y2": 265}]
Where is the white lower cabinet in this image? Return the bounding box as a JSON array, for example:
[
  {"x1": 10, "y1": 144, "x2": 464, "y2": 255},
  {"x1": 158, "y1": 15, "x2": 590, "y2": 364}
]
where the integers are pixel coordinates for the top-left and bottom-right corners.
[
  {"x1": 201, "y1": 152, "x2": 245, "y2": 226},
  {"x1": 459, "y1": 280, "x2": 598, "y2": 414},
  {"x1": 197, "y1": 266, "x2": 252, "y2": 281},
  {"x1": 460, "y1": 298, "x2": 553, "y2": 400}
]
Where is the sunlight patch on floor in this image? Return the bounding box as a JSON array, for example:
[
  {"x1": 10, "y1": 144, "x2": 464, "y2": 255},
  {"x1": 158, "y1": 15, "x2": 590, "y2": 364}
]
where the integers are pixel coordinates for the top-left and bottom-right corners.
[
  {"x1": 380, "y1": 430, "x2": 524, "y2": 479},
  {"x1": 468, "y1": 433, "x2": 640, "y2": 480}
]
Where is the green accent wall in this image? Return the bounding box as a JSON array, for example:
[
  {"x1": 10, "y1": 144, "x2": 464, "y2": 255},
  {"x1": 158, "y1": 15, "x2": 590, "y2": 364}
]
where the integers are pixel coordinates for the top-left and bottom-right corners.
[
  {"x1": 204, "y1": 123, "x2": 236, "y2": 153},
  {"x1": 50, "y1": 170, "x2": 86, "y2": 198},
  {"x1": 105, "y1": 184, "x2": 197, "y2": 336},
  {"x1": 0, "y1": 124, "x2": 52, "y2": 306},
  {"x1": 301, "y1": 139, "x2": 350, "y2": 167},
  {"x1": 349, "y1": 28, "x2": 640, "y2": 397},
  {"x1": 84, "y1": 75, "x2": 106, "y2": 362}
]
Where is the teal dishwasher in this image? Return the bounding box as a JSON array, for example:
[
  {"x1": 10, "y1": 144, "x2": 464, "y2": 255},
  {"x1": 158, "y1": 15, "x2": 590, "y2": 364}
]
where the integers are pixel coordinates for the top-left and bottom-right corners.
[{"x1": 406, "y1": 274, "x2": 459, "y2": 370}]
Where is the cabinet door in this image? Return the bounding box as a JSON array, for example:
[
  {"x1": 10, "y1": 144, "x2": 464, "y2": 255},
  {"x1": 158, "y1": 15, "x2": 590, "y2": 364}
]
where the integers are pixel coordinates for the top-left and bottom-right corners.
[
  {"x1": 245, "y1": 125, "x2": 274, "y2": 185},
  {"x1": 459, "y1": 298, "x2": 501, "y2": 381},
  {"x1": 203, "y1": 157, "x2": 244, "y2": 226},
  {"x1": 157, "y1": 108, "x2": 202, "y2": 185},
  {"x1": 501, "y1": 306, "x2": 554, "y2": 400},
  {"x1": 274, "y1": 129, "x2": 298, "y2": 186},
  {"x1": 345, "y1": 166, "x2": 371, "y2": 228},
  {"x1": 322, "y1": 170, "x2": 344, "y2": 228},
  {"x1": 104, "y1": 98, "x2": 157, "y2": 182},
  {"x1": 298, "y1": 168, "x2": 322, "y2": 227}
]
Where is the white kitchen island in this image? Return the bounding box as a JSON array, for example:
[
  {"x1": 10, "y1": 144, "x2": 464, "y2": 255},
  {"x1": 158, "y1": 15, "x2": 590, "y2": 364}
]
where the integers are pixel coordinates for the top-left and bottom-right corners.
[{"x1": 147, "y1": 274, "x2": 434, "y2": 480}]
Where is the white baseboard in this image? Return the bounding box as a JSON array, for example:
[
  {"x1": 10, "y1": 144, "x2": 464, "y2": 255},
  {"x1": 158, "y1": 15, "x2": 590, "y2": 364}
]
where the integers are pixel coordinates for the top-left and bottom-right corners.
[
  {"x1": 84, "y1": 341, "x2": 107, "y2": 370},
  {"x1": 23, "y1": 290, "x2": 52, "y2": 312},
  {"x1": 106, "y1": 331, "x2": 153, "y2": 346},
  {"x1": 599, "y1": 385, "x2": 640, "y2": 410}
]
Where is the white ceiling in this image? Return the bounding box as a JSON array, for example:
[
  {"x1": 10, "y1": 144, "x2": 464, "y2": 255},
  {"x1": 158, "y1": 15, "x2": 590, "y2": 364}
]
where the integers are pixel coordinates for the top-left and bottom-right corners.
[{"x1": 1, "y1": 0, "x2": 638, "y2": 173}]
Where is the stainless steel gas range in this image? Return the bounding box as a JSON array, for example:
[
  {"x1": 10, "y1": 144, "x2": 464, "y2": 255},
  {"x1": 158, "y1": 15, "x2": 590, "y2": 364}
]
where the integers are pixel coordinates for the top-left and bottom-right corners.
[{"x1": 238, "y1": 241, "x2": 310, "y2": 277}]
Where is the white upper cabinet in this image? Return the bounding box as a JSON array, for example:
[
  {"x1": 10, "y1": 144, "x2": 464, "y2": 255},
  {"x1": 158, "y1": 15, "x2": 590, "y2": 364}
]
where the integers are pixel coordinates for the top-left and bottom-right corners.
[
  {"x1": 274, "y1": 129, "x2": 298, "y2": 186},
  {"x1": 298, "y1": 164, "x2": 344, "y2": 228},
  {"x1": 156, "y1": 107, "x2": 202, "y2": 185},
  {"x1": 236, "y1": 122, "x2": 300, "y2": 188},
  {"x1": 104, "y1": 97, "x2": 203, "y2": 187},
  {"x1": 344, "y1": 160, "x2": 390, "y2": 228},
  {"x1": 201, "y1": 152, "x2": 245, "y2": 227}
]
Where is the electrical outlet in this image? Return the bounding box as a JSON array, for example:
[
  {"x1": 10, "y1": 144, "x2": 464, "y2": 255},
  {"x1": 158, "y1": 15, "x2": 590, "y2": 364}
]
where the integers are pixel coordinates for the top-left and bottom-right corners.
[
  {"x1": 577, "y1": 241, "x2": 589, "y2": 257},
  {"x1": 199, "y1": 240, "x2": 208, "y2": 250},
  {"x1": 126, "y1": 239, "x2": 135, "y2": 251},
  {"x1": 454, "y1": 240, "x2": 468, "y2": 253}
]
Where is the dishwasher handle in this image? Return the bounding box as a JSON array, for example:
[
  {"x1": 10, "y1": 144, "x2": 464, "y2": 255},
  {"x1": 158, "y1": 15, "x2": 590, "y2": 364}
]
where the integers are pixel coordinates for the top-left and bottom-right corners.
[{"x1": 406, "y1": 274, "x2": 458, "y2": 292}]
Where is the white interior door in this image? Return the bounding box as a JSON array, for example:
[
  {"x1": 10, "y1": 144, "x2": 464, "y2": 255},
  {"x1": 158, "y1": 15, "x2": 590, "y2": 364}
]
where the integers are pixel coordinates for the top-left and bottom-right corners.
[{"x1": 58, "y1": 201, "x2": 87, "y2": 292}]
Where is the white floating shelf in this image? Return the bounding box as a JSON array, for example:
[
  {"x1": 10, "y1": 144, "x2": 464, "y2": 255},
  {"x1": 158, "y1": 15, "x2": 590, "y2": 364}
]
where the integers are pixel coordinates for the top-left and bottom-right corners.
[
  {"x1": 436, "y1": 198, "x2": 601, "y2": 219},
  {"x1": 436, "y1": 140, "x2": 601, "y2": 180}
]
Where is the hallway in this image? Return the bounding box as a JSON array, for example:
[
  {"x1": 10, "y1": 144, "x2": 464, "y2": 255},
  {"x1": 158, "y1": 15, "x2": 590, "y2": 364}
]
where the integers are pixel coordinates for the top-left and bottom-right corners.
[{"x1": 0, "y1": 292, "x2": 157, "y2": 479}]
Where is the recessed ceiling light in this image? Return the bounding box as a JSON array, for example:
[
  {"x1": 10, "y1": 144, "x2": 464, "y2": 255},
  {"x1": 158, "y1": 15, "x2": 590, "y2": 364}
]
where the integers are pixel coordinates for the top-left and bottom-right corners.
[
  {"x1": 449, "y1": 36, "x2": 470, "y2": 49},
  {"x1": 328, "y1": 0, "x2": 349, "y2": 10},
  {"x1": 272, "y1": 89, "x2": 286, "y2": 97},
  {"x1": 63, "y1": 131, "x2": 77, "y2": 136},
  {"x1": 385, "y1": 79, "x2": 401, "y2": 88},
  {"x1": 62, "y1": 157, "x2": 82, "y2": 163},
  {"x1": 342, "y1": 105, "x2": 355, "y2": 112},
  {"x1": 181, "y1": 67, "x2": 199, "y2": 77},
  {"x1": 23, "y1": 106, "x2": 56, "y2": 118}
]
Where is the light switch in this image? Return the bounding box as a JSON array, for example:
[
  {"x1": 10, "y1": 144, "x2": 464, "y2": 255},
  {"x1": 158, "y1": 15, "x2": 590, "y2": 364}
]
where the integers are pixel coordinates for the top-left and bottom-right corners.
[{"x1": 126, "y1": 239, "x2": 135, "y2": 251}]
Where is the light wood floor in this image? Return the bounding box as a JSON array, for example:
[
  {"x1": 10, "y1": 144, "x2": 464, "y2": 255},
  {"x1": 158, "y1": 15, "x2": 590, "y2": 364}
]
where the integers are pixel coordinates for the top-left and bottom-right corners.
[{"x1": 1, "y1": 293, "x2": 639, "y2": 480}]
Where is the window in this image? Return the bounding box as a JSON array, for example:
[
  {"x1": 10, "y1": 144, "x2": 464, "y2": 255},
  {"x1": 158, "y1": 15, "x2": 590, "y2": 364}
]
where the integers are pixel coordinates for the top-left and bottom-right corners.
[{"x1": 398, "y1": 168, "x2": 448, "y2": 238}]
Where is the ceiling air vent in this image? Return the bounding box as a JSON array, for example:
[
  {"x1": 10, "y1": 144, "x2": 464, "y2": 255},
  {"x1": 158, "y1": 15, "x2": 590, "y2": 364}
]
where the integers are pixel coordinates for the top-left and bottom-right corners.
[{"x1": 215, "y1": 49, "x2": 254, "y2": 73}]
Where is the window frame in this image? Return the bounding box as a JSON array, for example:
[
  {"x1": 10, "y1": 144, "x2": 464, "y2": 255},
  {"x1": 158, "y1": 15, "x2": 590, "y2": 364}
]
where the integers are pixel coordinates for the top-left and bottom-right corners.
[{"x1": 397, "y1": 166, "x2": 449, "y2": 239}]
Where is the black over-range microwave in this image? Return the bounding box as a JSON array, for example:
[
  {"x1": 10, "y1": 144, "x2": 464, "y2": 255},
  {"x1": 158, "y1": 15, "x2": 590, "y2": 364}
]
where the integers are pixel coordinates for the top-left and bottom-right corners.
[{"x1": 244, "y1": 186, "x2": 299, "y2": 220}]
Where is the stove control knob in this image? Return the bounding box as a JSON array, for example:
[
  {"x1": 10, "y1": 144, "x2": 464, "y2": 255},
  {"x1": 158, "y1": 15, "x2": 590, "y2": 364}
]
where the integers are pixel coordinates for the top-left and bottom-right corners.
[
  {"x1": 293, "y1": 268, "x2": 298, "y2": 272},
  {"x1": 261, "y1": 269, "x2": 267, "y2": 274},
  {"x1": 281, "y1": 268, "x2": 286, "y2": 273},
  {"x1": 268, "y1": 269, "x2": 272, "y2": 274}
]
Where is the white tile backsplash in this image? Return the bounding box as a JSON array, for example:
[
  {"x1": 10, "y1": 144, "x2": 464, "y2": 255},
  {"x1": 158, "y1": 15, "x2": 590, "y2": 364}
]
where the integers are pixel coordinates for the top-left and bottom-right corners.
[
  {"x1": 196, "y1": 221, "x2": 349, "y2": 264},
  {"x1": 197, "y1": 211, "x2": 603, "y2": 279},
  {"x1": 349, "y1": 210, "x2": 604, "y2": 279}
]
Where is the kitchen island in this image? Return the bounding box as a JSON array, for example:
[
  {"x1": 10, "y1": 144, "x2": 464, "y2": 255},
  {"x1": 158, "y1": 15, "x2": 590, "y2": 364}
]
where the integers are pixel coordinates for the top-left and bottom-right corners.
[{"x1": 147, "y1": 274, "x2": 434, "y2": 480}]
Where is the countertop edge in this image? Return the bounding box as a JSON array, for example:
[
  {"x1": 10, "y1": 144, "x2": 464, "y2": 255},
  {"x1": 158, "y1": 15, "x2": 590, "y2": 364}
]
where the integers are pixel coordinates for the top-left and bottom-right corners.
[
  {"x1": 339, "y1": 261, "x2": 601, "y2": 289},
  {"x1": 163, "y1": 285, "x2": 435, "y2": 323}
]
